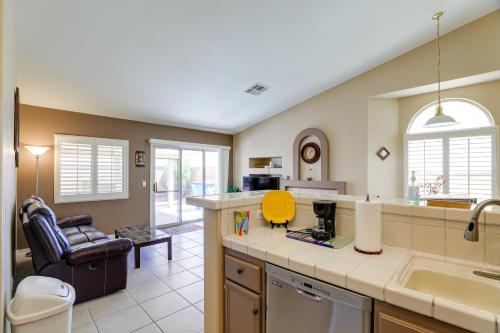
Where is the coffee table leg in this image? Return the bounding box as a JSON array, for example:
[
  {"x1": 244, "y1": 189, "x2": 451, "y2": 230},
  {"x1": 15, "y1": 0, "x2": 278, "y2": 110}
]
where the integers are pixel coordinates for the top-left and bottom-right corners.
[
  {"x1": 167, "y1": 239, "x2": 172, "y2": 261},
  {"x1": 135, "y1": 246, "x2": 141, "y2": 269}
]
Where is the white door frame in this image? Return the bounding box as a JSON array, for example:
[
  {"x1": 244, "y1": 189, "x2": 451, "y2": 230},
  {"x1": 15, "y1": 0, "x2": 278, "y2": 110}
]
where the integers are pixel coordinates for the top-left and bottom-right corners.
[
  {"x1": 149, "y1": 139, "x2": 231, "y2": 227},
  {"x1": 150, "y1": 143, "x2": 182, "y2": 227}
]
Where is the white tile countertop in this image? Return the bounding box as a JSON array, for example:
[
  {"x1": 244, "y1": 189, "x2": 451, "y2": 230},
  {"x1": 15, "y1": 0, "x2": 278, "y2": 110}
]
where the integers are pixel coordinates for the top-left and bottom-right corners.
[
  {"x1": 223, "y1": 227, "x2": 500, "y2": 333},
  {"x1": 186, "y1": 190, "x2": 500, "y2": 218}
]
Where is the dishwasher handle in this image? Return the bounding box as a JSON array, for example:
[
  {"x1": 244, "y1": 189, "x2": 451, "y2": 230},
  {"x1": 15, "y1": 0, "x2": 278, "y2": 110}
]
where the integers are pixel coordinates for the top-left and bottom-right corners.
[{"x1": 295, "y1": 288, "x2": 323, "y2": 302}]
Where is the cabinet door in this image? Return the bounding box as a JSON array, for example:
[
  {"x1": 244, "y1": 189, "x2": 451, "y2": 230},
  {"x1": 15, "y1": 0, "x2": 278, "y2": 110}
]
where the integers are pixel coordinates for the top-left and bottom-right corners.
[
  {"x1": 378, "y1": 312, "x2": 435, "y2": 333},
  {"x1": 225, "y1": 279, "x2": 261, "y2": 333},
  {"x1": 375, "y1": 301, "x2": 471, "y2": 333}
]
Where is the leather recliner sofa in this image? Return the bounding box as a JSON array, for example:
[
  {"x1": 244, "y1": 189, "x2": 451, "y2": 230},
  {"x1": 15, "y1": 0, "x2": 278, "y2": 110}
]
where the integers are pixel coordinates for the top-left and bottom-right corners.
[{"x1": 19, "y1": 196, "x2": 133, "y2": 303}]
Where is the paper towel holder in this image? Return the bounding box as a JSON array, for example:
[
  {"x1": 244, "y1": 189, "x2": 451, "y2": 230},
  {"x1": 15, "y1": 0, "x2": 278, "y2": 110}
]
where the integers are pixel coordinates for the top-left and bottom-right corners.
[{"x1": 354, "y1": 196, "x2": 383, "y2": 255}]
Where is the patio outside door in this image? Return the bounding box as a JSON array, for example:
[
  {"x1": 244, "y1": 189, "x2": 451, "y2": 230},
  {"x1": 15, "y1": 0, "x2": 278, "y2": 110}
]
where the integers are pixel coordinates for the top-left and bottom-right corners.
[
  {"x1": 153, "y1": 148, "x2": 181, "y2": 226},
  {"x1": 152, "y1": 145, "x2": 219, "y2": 227}
]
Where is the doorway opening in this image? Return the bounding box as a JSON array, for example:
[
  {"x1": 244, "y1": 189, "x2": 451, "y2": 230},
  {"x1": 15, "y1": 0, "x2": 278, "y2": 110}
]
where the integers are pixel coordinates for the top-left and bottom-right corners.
[{"x1": 150, "y1": 140, "x2": 229, "y2": 227}]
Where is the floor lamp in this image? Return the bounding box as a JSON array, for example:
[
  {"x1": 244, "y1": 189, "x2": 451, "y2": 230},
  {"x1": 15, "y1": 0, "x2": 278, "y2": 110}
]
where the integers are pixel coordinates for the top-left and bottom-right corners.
[{"x1": 25, "y1": 146, "x2": 50, "y2": 196}]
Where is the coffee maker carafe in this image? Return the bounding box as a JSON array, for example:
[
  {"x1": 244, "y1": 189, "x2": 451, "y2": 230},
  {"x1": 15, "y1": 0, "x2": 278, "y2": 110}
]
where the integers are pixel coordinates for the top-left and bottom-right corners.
[{"x1": 311, "y1": 200, "x2": 336, "y2": 241}]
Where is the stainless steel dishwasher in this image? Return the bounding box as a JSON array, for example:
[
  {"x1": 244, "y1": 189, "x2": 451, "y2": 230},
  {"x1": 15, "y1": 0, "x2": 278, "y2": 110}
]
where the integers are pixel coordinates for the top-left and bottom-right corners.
[{"x1": 266, "y1": 263, "x2": 372, "y2": 333}]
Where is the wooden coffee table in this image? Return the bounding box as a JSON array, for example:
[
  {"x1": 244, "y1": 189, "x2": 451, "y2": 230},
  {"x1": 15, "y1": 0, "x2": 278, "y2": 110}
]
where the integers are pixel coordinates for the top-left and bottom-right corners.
[{"x1": 115, "y1": 225, "x2": 172, "y2": 269}]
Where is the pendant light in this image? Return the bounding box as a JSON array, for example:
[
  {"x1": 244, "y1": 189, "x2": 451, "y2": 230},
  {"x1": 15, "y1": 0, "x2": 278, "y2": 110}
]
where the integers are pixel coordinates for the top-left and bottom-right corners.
[{"x1": 424, "y1": 11, "x2": 458, "y2": 128}]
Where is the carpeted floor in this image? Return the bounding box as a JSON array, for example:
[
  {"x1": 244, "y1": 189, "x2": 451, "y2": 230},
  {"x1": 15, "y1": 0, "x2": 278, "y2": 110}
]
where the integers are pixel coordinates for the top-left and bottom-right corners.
[{"x1": 158, "y1": 223, "x2": 203, "y2": 235}]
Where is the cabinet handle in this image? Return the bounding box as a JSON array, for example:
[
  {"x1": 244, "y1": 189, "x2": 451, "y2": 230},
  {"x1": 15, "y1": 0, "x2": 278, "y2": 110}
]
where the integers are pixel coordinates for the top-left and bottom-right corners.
[
  {"x1": 252, "y1": 308, "x2": 258, "y2": 315},
  {"x1": 236, "y1": 268, "x2": 244, "y2": 274}
]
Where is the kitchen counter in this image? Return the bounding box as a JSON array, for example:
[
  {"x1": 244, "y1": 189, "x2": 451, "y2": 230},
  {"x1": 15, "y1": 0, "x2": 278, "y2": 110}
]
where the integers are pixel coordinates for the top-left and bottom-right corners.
[
  {"x1": 222, "y1": 227, "x2": 500, "y2": 333},
  {"x1": 186, "y1": 190, "x2": 500, "y2": 333}
]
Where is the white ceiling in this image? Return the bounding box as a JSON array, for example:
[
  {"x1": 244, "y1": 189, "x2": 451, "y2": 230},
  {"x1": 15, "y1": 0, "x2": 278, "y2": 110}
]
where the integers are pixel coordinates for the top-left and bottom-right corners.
[{"x1": 15, "y1": 0, "x2": 500, "y2": 134}]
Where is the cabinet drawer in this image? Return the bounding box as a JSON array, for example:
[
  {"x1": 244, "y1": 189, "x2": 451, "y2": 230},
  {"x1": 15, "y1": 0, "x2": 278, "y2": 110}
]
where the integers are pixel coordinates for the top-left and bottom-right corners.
[{"x1": 225, "y1": 254, "x2": 261, "y2": 293}]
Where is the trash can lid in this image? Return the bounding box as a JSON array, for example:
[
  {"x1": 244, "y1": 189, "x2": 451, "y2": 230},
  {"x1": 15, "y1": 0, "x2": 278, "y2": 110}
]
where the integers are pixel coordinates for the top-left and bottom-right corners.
[{"x1": 7, "y1": 276, "x2": 75, "y2": 325}]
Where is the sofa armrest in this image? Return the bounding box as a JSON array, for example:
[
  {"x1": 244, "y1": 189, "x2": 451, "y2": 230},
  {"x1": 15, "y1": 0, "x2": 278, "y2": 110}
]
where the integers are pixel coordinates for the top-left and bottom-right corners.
[
  {"x1": 57, "y1": 214, "x2": 93, "y2": 228},
  {"x1": 66, "y1": 238, "x2": 132, "y2": 265}
]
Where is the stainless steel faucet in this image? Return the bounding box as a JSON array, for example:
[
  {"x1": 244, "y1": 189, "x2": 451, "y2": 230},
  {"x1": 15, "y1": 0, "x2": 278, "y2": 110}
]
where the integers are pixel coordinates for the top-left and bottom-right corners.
[
  {"x1": 464, "y1": 198, "x2": 500, "y2": 241},
  {"x1": 465, "y1": 199, "x2": 500, "y2": 281}
]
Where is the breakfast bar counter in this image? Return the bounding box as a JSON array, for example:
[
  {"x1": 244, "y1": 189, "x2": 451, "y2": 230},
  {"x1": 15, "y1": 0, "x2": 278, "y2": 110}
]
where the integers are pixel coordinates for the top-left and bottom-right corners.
[{"x1": 187, "y1": 191, "x2": 500, "y2": 333}]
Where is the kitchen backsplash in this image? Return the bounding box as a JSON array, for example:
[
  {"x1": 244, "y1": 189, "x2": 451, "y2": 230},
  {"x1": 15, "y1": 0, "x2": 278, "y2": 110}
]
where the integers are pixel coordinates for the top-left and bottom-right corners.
[{"x1": 215, "y1": 194, "x2": 500, "y2": 267}]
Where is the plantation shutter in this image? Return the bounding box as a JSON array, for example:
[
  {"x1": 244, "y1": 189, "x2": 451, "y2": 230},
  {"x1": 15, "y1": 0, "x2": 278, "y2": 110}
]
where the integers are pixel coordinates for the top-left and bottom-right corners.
[
  {"x1": 55, "y1": 135, "x2": 128, "y2": 203},
  {"x1": 407, "y1": 138, "x2": 444, "y2": 195},
  {"x1": 97, "y1": 145, "x2": 125, "y2": 194},
  {"x1": 59, "y1": 143, "x2": 93, "y2": 196},
  {"x1": 449, "y1": 135, "x2": 493, "y2": 201}
]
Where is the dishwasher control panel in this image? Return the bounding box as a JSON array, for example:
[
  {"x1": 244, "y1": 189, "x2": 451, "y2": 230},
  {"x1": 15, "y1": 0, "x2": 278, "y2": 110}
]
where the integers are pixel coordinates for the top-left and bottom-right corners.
[{"x1": 291, "y1": 276, "x2": 331, "y2": 298}]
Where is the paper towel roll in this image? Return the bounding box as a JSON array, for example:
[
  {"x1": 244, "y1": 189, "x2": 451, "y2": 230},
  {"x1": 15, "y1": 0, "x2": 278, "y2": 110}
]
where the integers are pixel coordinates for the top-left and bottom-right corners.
[{"x1": 355, "y1": 200, "x2": 382, "y2": 254}]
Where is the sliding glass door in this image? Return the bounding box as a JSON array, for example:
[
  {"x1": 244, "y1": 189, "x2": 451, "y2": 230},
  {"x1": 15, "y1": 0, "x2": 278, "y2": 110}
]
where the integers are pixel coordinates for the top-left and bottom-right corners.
[
  {"x1": 153, "y1": 148, "x2": 181, "y2": 226},
  {"x1": 151, "y1": 143, "x2": 224, "y2": 227},
  {"x1": 181, "y1": 150, "x2": 204, "y2": 222}
]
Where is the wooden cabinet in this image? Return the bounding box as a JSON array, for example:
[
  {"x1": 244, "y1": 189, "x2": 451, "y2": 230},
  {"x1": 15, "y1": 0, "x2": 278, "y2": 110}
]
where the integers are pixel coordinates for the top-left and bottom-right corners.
[
  {"x1": 225, "y1": 279, "x2": 261, "y2": 333},
  {"x1": 375, "y1": 301, "x2": 470, "y2": 333},
  {"x1": 224, "y1": 249, "x2": 265, "y2": 333}
]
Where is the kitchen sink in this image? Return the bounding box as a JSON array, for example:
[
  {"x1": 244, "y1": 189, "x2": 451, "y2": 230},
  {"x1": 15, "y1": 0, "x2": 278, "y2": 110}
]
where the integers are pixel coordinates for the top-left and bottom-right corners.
[{"x1": 397, "y1": 257, "x2": 500, "y2": 313}]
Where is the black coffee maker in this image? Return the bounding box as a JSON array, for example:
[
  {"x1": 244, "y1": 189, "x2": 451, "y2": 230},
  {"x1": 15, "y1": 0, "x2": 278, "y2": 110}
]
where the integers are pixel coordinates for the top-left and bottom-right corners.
[{"x1": 311, "y1": 200, "x2": 336, "y2": 241}]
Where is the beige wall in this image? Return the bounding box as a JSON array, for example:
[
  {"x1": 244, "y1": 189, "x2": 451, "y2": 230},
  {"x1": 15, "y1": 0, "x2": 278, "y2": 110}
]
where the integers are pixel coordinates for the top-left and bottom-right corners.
[
  {"x1": 17, "y1": 105, "x2": 233, "y2": 249},
  {"x1": 399, "y1": 79, "x2": 500, "y2": 135},
  {"x1": 367, "y1": 98, "x2": 401, "y2": 198},
  {"x1": 1, "y1": 0, "x2": 16, "y2": 331},
  {"x1": 234, "y1": 11, "x2": 500, "y2": 195}
]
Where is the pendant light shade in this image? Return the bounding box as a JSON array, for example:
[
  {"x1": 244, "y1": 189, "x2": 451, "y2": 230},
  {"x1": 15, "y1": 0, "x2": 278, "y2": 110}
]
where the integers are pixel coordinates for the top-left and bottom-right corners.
[
  {"x1": 424, "y1": 11, "x2": 458, "y2": 128},
  {"x1": 425, "y1": 105, "x2": 458, "y2": 127}
]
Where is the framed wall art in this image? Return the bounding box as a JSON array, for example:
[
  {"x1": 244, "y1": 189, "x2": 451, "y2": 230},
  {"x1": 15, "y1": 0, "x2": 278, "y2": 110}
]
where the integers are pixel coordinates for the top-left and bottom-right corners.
[{"x1": 135, "y1": 151, "x2": 145, "y2": 167}]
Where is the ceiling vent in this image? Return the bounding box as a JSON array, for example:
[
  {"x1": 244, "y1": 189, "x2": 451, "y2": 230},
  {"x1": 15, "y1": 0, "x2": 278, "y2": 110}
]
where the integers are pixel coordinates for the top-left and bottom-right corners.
[{"x1": 245, "y1": 83, "x2": 269, "y2": 96}]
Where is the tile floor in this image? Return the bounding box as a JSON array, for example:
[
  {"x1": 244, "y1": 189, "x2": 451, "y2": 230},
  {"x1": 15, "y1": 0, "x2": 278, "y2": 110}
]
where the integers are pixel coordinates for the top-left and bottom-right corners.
[{"x1": 72, "y1": 228, "x2": 205, "y2": 333}]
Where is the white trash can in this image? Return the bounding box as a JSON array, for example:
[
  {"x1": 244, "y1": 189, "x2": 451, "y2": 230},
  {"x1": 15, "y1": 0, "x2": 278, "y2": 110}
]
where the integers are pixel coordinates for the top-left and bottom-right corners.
[{"x1": 7, "y1": 276, "x2": 75, "y2": 333}]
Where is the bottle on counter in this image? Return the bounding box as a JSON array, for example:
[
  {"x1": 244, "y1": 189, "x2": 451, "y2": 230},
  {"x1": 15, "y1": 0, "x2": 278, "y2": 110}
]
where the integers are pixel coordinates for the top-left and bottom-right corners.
[{"x1": 407, "y1": 171, "x2": 420, "y2": 204}]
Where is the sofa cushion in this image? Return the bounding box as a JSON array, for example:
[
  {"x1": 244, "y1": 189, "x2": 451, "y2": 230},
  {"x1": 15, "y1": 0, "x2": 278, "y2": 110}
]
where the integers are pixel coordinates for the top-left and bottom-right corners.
[
  {"x1": 66, "y1": 238, "x2": 132, "y2": 265},
  {"x1": 67, "y1": 233, "x2": 89, "y2": 246},
  {"x1": 63, "y1": 226, "x2": 80, "y2": 236},
  {"x1": 84, "y1": 231, "x2": 108, "y2": 242},
  {"x1": 21, "y1": 196, "x2": 44, "y2": 212},
  {"x1": 58, "y1": 214, "x2": 92, "y2": 228},
  {"x1": 29, "y1": 214, "x2": 64, "y2": 264},
  {"x1": 27, "y1": 202, "x2": 71, "y2": 254}
]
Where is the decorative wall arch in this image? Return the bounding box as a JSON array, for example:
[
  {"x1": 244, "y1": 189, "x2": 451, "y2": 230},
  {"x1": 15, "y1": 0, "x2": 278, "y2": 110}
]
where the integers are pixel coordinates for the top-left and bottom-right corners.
[
  {"x1": 282, "y1": 127, "x2": 346, "y2": 194},
  {"x1": 292, "y1": 128, "x2": 329, "y2": 181}
]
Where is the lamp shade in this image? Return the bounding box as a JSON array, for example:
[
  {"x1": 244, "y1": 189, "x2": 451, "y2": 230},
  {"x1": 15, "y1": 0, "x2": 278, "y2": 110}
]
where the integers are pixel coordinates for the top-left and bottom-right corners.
[
  {"x1": 25, "y1": 146, "x2": 50, "y2": 156},
  {"x1": 424, "y1": 105, "x2": 458, "y2": 128}
]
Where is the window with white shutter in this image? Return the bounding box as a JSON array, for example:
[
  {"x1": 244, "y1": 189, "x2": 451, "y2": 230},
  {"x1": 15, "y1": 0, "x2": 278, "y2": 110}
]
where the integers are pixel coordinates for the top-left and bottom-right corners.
[
  {"x1": 55, "y1": 135, "x2": 129, "y2": 203},
  {"x1": 449, "y1": 135, "x2": 493, "y2": 201},
  {"x1": 59, "y1": 143, "x2": 92, "y2": 196},
  {"x1": 405, "y1": 99, "x2": 497, "y2": 202},
  {"x1": 407, "y1": 138, "x2": 444, "y2": 196}
]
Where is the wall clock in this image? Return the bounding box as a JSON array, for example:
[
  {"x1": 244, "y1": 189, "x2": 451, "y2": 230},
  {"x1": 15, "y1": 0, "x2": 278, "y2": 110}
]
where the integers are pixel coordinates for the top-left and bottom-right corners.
[{"x1": 301, "y1": 142, "x2": 320, "y2": 164}]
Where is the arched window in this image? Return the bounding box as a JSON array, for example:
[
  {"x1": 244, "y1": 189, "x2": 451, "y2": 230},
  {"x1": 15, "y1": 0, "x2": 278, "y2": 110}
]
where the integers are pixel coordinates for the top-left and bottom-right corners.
[
  {"x1": 405, "y1": 99, "x2": 497, "y2": 201},
  {"x1": 408, "y1": 99, "x2": 494, "y2": 134}
]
